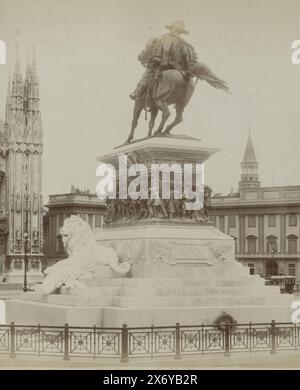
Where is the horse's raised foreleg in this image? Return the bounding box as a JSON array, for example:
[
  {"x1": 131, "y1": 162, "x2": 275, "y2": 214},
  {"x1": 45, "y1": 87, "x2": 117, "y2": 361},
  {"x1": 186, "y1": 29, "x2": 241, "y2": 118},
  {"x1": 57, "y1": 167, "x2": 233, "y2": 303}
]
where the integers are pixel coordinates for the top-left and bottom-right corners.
[
  {"x1": 153, "y1": 102, "x2": 170, "y2": 135},
  {"x1": 163, "y1": 105, "x2": 184, "y2": 135},
  {"x1": 126, "y1": 101, "x2": 144, "y2": 144},
  {"x1": 148, "y1": 107, "x2": 159, "y2": 137}
]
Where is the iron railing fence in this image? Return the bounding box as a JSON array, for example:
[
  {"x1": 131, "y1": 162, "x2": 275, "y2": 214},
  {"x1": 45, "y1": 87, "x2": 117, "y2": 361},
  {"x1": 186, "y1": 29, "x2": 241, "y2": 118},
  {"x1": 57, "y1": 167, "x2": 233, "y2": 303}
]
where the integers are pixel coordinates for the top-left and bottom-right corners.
[{"x1": 0, "y1": 321, "x2": 299, "y2": 361}]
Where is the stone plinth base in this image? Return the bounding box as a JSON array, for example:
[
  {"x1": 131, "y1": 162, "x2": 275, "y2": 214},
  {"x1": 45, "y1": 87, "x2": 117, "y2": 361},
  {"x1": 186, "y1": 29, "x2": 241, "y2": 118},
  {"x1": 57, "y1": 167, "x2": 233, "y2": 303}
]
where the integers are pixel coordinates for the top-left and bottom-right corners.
[
  {"x1": 4, "y1": 272, "x2": 44, "y2": 285},
  {"x1": 5, "y1": 225, "x2": 294, "y2": 327},
  {"x1": 96, "y1": 224, "x2": 235, "y2": 267},
  {"x1": 6, "y1": 266, "x2": 294, "y2": 327}
]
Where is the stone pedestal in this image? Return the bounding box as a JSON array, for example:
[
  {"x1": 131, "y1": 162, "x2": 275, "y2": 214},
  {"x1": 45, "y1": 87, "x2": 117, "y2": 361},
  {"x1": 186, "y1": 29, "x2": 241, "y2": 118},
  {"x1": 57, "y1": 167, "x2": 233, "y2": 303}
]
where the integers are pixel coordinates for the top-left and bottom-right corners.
[
  {"x1": 5, "y1": 136, "x2": 294, "y2": 327},
  {"x1": 4, "y1": 255, "x2": 44, "y2": 284},
  {"x1": 6, "y1": 223, "x2": 293, "y2": 327}
]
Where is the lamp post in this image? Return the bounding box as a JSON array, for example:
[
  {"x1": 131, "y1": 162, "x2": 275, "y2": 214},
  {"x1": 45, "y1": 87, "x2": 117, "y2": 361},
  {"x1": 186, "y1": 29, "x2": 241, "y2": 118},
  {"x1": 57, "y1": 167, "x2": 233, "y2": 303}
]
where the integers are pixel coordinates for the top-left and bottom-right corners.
[
  {"x1": 271, "y1": 240, "x2": 277, "y2": 275},
  {"x1": 23, "y1": 232, "x2": 30, "y2": 292}
]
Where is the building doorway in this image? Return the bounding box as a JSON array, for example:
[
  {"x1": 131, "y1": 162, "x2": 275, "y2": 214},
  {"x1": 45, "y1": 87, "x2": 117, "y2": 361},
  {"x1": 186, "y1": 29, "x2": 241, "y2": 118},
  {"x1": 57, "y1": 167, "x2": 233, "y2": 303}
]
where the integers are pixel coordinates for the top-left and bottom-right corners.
[{"x1": 265, "y1": 260, "x2": 278, "y2": 277}]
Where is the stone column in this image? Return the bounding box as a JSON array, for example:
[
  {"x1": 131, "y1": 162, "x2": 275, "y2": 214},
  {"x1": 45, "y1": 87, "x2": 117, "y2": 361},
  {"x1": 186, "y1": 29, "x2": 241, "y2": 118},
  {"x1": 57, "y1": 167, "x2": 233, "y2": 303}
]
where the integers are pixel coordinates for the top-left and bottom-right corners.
[
  {"x1": 239, "y1": 215, "x2": 245, "y2": 253},
  {"x1": 258, "y1": 215, "x2": 264, "y2": 253},
  {"x1": 280, "y1": 214, "x2": 286, "y2": 253}
]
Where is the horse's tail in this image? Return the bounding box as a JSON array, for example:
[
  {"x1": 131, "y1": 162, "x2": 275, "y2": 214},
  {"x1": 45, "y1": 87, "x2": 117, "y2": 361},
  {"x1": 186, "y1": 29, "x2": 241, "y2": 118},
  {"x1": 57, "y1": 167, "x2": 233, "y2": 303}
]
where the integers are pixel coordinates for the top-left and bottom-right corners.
[{"x1": 190, "y1": 62, "x2": 231, "y2": 94}]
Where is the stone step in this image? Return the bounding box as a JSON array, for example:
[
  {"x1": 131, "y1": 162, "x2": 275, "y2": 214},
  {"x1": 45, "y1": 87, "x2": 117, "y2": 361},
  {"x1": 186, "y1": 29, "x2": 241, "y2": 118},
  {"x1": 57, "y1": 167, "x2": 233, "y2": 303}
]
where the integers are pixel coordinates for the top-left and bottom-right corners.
[
  {"x1": 112, "y1": 294, "x2": 292, "y2": 308},
  {"x1": 46, "y1": 294, "x2": 113, "y2": 307},
  {"x1": 121, "y1": 285, "x2": 281, "y2": 297},
  {"x1": 0, "y1": 289, "x2": 23, "y2": 297},
  {"x1": 132, "y1": 264, "x2": 252, "y2": 279},
  {"x1": 215, "y1": 277, "x2": 265, "y2": 287},
  {"x1": 83, "y1": 276, "x2": 265, "y2": 288},
  {"x1": 24, "y1": 292, "x2": 291, "y2": 308},
  {"x1": 0, "y1": 283, "x2": 22, "y2": 291},
  {"x1": 67, "y1": 286, "x2": 122, "y2": 297}
]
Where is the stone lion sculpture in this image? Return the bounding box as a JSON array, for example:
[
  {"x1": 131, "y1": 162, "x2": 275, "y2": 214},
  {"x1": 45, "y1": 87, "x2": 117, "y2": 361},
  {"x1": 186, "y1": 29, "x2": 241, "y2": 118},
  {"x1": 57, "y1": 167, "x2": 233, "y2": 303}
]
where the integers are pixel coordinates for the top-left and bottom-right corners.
[{"x1": 41, "y1": 215, "x2": 131, "y2": 294}]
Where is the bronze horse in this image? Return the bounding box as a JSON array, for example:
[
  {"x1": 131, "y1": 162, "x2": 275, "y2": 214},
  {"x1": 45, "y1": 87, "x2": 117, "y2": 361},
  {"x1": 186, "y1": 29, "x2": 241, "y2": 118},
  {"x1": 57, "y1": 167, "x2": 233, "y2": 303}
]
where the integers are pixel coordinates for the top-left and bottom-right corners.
[{"x1": 126, "y1": 64, "x2": 230, "y2": 144}]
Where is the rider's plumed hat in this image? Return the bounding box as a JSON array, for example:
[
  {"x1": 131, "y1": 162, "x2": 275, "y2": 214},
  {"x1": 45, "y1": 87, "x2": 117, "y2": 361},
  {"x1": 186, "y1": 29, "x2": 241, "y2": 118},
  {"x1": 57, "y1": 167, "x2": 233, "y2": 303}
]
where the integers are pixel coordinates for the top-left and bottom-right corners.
[{"x1": 165, "y1": 20, "x2": 189, "y2": 35}]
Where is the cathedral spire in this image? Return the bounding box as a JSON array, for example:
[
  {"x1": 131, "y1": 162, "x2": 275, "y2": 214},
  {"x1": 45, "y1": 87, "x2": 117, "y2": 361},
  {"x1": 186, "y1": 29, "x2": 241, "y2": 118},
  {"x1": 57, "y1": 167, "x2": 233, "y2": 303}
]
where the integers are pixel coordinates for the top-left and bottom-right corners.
[
  {"x1": 27, "y1": 46, "x2": 40, "y2": 112},
  {"x1": 23, "y1": 47, "x2": 42, "y2": 144},
  {"x1": 14, "y1": 42, "x2": 20, "y2": 74},
  {"x1": 11, "y1": 44, "x2": 24, "y2": 111},
  {"x1": 5, "y1": 76, "x2": 11, "y2": 122},
  {"x1": 239, "y1": 133, "x2": 260, "y2": 191}
]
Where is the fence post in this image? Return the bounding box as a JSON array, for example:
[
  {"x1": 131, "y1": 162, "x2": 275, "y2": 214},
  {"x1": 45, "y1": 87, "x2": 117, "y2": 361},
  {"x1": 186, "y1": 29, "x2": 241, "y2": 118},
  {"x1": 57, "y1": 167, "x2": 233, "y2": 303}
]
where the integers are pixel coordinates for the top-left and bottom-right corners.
[
  {"x1": 63, "y1": 323, "x2": 70, "y2": 360},
  {"x1": 175, "y1": 323, "x2": 181, "y2": 360},
  {"x1": 150, "y1": 324, "x2": 154, "y2": 359},
  {"x1": 93, "y1": 325, "x2": 97, "y2": 359},
  {"x1": 249, "y1": 322, "x2": 252, "y2": 353},
  {"x1": 38, "y1": 324, "x2": 41, "y2": 357},
  {"x1": 294, "y1": 323, "x2": 297, "y2": 351},
  {"x1": 9, "y1": 322, "x2": 16, "y2": 358},
  {"x1": 120, "y1": 323, "x2": 129, "y2": 363},
  {"x1": 224, "y1": 323, "x2": 230, "y2": 357},
  {"x1": 270, "y1": 320, "x2": 276, "y2": 355}
]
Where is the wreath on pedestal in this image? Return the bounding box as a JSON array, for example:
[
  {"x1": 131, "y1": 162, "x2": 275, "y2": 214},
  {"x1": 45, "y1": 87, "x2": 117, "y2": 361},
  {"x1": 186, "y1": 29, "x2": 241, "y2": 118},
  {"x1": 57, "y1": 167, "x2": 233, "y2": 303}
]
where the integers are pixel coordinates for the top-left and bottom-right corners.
[{"x1": 213, "y1": 311, "x2": 237, "y2": 332}]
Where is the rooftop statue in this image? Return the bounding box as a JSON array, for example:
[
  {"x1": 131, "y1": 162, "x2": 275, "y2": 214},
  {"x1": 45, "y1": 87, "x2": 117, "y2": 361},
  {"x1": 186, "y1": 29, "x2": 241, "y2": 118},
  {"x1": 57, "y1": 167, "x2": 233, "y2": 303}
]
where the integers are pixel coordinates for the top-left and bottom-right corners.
[{"x1": 126, "y1": 21, "x2": 230, "y2": 143}]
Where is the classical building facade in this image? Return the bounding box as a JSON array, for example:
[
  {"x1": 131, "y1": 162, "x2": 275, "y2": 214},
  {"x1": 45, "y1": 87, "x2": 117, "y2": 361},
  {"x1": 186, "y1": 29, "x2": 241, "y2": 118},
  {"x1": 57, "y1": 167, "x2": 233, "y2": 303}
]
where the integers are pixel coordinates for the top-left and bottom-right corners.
[
  {"x1": 210, "y1": 135, "x2": 300, "y2": 279},
  {"x1": 0, "y1": 54, "x2": 43, "y2": 283},
  {"x1": 43, "y1": 187, "x2": 106, "y2": 268}
]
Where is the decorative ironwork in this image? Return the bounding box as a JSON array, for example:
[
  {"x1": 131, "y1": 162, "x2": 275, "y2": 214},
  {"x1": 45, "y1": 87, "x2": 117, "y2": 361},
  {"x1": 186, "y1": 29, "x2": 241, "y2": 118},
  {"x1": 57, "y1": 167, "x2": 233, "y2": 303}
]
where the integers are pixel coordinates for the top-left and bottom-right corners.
[
  {"x1": 97, "y1": 331, "x2": 120, "y2": 355},
  {"x1": 251, "y1": 327, "x2": 270, "y2": 350},
  {"x1": 181, "y1": 329, "x2": 201, "y2": 352},
  {"x1": 276, "y1": 326, "x2": 295, "y2": 349},
  {"x1": 41, "y1": 330, "x2": 64, "y2": 354},
  {"x1": 15, "y1": 328, "x2": 39, "y2": 353},
  {"x1": 0, "y1": 326, "x2": 9, "y2": 352},
  {"x1": 205, "y1": 328, "x2": 224, "y2": 351},
  {"x1": 0, "y1": 321, "x2": 299, "y2": 361},
  {"x1": 230, "y1": 327, "x2": 250, "y2": 350},
  {"x1": 70, "y1": 331, "x2": 93, "y2": 355},
  {"x1": 129, "y1": 331, "x2": 150, "y2": 355},
  {"x1": 154, "y1": 330, "x2": 175, "y2": 354}
]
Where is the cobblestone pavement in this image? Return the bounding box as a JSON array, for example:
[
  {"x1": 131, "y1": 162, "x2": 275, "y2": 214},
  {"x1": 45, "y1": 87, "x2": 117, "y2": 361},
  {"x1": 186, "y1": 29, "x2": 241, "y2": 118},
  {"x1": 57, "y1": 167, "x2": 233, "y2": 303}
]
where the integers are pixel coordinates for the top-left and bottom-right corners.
[{"x1": 0, "y1": 351, "x2": 300, "y2": 369}]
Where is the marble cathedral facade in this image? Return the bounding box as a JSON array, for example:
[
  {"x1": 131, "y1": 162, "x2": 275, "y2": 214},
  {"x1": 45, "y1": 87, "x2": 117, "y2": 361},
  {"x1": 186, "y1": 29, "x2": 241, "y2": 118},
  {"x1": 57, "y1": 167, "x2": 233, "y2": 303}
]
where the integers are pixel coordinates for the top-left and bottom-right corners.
[{"x1": 0, "y1": 54, "x2": 43, "y2": 283}]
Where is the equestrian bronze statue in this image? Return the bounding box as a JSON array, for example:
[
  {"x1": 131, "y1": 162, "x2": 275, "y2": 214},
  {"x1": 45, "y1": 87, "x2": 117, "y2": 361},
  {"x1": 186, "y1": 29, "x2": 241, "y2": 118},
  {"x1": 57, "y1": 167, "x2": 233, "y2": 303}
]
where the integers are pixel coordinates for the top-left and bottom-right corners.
[{"x1": 126, "y1": 21, "x2": 230, "y2": 144}]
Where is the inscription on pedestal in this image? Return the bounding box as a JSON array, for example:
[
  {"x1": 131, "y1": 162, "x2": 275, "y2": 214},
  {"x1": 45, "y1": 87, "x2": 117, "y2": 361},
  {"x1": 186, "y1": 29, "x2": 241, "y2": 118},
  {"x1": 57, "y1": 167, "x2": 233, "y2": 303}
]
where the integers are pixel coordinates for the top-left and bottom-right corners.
[{"x1": 172, "y1": 242, "x2": 211, "y2": 265}]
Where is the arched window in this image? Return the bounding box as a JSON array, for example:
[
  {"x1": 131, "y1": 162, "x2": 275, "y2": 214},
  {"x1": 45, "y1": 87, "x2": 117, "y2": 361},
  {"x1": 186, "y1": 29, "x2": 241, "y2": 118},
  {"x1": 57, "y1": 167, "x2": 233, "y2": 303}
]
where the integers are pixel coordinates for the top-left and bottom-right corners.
[
  {"x1": 266, "y1": 235, "x2": 277, "y2": 253},
  {"x1": 57, "y1": 234, "x2": 65, "y2": 254},
  {"x1": 247, "y1": 235, "x2": 257, "y2": 254},
  {"x1": 287, "y1": 235, "x2": 298, "y2": 254},
  {"x1": 229, "y1": 235, "x2": 237, "y2": 254}
]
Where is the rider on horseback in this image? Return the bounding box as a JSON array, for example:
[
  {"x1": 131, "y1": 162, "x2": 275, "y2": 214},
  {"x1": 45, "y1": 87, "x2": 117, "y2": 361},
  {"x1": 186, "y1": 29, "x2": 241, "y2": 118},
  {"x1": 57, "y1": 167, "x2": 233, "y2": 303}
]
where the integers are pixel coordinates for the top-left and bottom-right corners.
[
  {"x1": 126, "y1": 22, "x2": 230, "y2": 143},
  {"x1": 130, "y1": 21, "x2": 198, "y2": 101}
]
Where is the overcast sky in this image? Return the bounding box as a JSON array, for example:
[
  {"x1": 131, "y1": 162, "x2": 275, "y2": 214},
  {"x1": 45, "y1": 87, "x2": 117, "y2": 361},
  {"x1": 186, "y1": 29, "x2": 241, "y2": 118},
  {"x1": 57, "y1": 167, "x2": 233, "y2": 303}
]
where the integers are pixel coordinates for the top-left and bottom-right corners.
[{"x1": 0, "y1": 0, "x2": 299, "y2": 200}]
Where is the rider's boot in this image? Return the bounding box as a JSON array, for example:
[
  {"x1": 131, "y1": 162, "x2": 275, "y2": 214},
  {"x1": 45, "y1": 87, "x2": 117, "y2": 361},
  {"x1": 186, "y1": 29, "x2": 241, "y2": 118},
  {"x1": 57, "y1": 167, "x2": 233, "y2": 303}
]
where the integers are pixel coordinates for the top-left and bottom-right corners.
[{"x1": 129, "y1": 92, "x2": 139, "y2": 100}]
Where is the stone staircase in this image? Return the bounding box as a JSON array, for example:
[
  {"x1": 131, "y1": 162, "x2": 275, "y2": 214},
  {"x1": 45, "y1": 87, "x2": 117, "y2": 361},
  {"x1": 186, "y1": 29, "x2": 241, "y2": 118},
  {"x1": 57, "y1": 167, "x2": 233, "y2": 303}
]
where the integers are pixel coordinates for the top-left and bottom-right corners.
[
  {"x1": 8, "y1": 263, "x2": 293, "y2": 327},
  {"x1": 0, "y1": 283, "x2": 22, "y2": 299}
]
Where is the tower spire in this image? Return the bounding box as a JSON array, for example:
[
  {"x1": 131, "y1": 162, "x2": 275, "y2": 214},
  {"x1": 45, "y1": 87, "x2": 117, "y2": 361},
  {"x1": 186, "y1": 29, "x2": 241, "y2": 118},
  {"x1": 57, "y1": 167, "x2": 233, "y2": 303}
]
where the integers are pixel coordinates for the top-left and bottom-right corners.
[
  {"x1": 242, "y1": 133, "x2": 257, "y2": 163},
  {"x1": 15, "y1": 41, "x2": 20, "y2": 73},
  {"x1": 24, "y1": 46, "x2": 42, "y2": 143},
  {"x1": 11, "y1": 43, "x2": 23, "y2": 111},
  {"x1": 239, "y1": 133, "x2": 260, "y2": 191},
  {"x1": 5, "y1": 75, "x2": 11, "y2": 122}
]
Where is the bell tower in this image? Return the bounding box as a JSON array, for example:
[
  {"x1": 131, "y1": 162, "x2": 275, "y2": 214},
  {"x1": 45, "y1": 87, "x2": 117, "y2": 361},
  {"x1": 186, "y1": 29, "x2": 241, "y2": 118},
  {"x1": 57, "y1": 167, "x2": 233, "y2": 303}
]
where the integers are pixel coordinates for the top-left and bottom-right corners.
[{"x1": 239, "y1": 133, "x2": 261, "y2": 191}]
